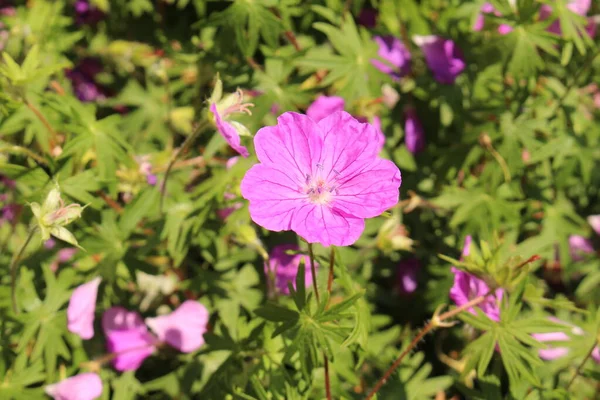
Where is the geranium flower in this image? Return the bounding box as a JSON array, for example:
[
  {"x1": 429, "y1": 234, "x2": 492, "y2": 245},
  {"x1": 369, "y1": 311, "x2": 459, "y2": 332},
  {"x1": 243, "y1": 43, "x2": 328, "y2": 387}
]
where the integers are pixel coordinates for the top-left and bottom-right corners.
[
  {"x1": 404, "y1": 108, "x2": 425, "y2": 154},
  {"x1": 67, "y1": 277, "x2": 101, "y2": 340},
  {"x1": 45, "y1": 373, "x2": 103, "y2": 400},
  {"x1": 264, "y1": 244, "x2": 316, "y2": 294},
  {"x1": 241, "y1": 111, "x2": 401, "y2": 247},
  {"x1": 306, "y1": 95, "x2": 345, "y2": 123},
  {"x1": 540, "y1": 0, "x2": 594, "y2": 37},
  {"x1": 102, "y1": 307, "x2": 157, "y2": 371},
  {"x1": 588, "y1": 215, "x2": 600, "y2": 235},
  {"x1": 473, "y1": 2, "x2": 513, "y2": 34},
  {"x1": 449, "y1": 236, "x2": 504, "y2": 321},
  {"x1": 532, "y1": 318, "x2": 600, "y2": 362},
  {"x1": 413, "y1": 35, "x2": 465, "y2": 84},
  {"x1": 396, "y1": 258, "x2": 420, "y2": 295},
  {"x1": 568, "y1": 234, "x2": 595, "y2": 261},
  {"x1": 371, "y1": 36, "x2": 411, "y2": 80},
  {"x1": 145, "y1": 300, "x2": 209, "y2": 353}
]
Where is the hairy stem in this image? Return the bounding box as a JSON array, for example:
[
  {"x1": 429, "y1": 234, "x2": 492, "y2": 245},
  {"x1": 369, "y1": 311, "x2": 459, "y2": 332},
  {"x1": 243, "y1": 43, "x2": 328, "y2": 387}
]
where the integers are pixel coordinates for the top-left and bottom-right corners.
[
  {"x1": 10, "y1": 228, "x2": 37, "y2": 314},
  {"x1": 160, "y1": 120, "x2": 210, "y2": 212},
  {"x1": 566, "y1": 340, "x2": 598, "y2": 389},
  {"x1": 25, "y1": 100, "x2": 58, "y2": 150},
  {"x1": 324, "y1": 355, "x2": 332, "y2": 400},
  {"x1": 364, "y1": 294, "x2": 489, "y2": 400},
  {"x1": 307, "y1": 243, "x2": 319, "y2": 302}
]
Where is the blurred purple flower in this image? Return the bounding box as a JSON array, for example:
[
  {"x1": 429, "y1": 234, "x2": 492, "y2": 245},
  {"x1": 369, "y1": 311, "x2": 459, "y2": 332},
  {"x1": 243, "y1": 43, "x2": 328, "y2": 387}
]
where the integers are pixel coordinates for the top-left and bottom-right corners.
[
  {"x1": 45, "y1": 373, "x2": 103, "y2": 400},
  {"x1": 306, "y1": 95, "x2": 345, "y2": 122},
  {"x1": 588, "y1": 215, "x2": 600, "y2": 236},
  {"x1": 136, "y1": 156, "x2": 157, "y2": 186},
  {"x1": 413, "y1": 35, "x2": 465, "y2": 84},
  {"x1": 371, "y1": 36, "x2": 411, "y2": 80},
  {"x1": 0, "y1": 203, "x2": 19, "y2": 225},
  {"x1": 74, "y1": 0, "x2": 105, "y2": 26},
  {"x1": 264, "y1": 244, "x2": 316, "y2": 295},
  {"x1": 473, "y1": 3, "x2": 513, "y2": 35},
  {"x1": 404, "y1": 108, "x2": 425, "y2": 154},
  {"x1": 396, "y1": 258, "x2": 420, "y2": 295},
  {"x1": 568, "y1": 234, "x2": 595, "y2": 261},
  {"x1": 67, "y1": 277, "x2": 101, "y2": 340},
  {"x1": 357, "y1": 8, "x2": 377, "y2": 28},
  {"x1": 66, "y1": 58, "x2": 106, "y2": 102},
  {"x1": 449, "y1": 236, "x2": 504, "y2": 321}
]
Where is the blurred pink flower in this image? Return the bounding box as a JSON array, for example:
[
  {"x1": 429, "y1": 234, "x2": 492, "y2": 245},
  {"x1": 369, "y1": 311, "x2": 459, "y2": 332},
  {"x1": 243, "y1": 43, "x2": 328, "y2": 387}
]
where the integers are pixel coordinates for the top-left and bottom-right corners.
[
  {"x1": 145, "y1": 300, "x2": 209, "y2": 353},
  {"x1": 306, "y1": 95, "x2": 345, "y2": 122},
  {"x1": 540, "y1": 0, "x2": 594, "y2": 37},
  {"x1": 241, "y1": 111, "x2": 401, "y2": 246},
  {"x1": 413, "y1": 35, "x2": 465, "y2": 84},
  {"x1": 209, "y1": 96, "x2": 251, "y2": 157},
  {"x1": 587, "y1": 215, "x2": 600, "y2": 236},
  {"x1": 67, "y1": 277, "x2": 101, "y2": 340},
  {"x1": 102, "y1": 307, "x2": 156, "y2": 371},
  {"x1": 371, "y1": 36, "x2": 411, "y2": 80},
  {"x1": 265, "y1": 244, "x2": 316, "y2": 294},
  {"x1": 449, "y1": 236, "x2": 504, "y2": 321},
  {"x1": 568, "y1": 234, "x2": 595, "y2": 261},
  {"x1": 532, "y1": 318, "x2": 600, "y2": 362},
  {"x1": 45, "y1": 373, "x2": 102, "y2": 400},
  {"x1": 404, "y1": 108, "x2": 425, "y2": 154},
  {"x1": 396, "y1": 258, "x2": 420, "y2": 295},
  {"x1": 473, "y1": 3, "x2": 513, "y2": 34}
]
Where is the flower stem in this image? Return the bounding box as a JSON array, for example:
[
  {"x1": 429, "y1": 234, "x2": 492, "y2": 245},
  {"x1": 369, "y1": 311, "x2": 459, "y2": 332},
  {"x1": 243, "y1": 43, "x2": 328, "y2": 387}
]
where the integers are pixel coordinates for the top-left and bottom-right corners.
[
  {"x1": 327, "y1": 247, "x2": 335, "y2": 294},
  {"x1": 321, "y1": 246, "x2": 335, "y2": 400},
  {"x1": 364, "y1": 294, "x2": 489, "y2": 400},
  {"x1": 160, "y1": 119, "x2": 210, "y2": 212},
  {"x1": 307, "y1": 243, "x2": 319, "y2": 302},
  {"x1": 25, "y1": 100, "x2": 58, "y2": 150},
  {"x1": 10, "y1": 228, "x2": 37, "y2": 314},
  {"x1": 566, "y1": 340, "x2": 598, "y2": 389},
  {"x1": 324, "y1": 354, "x2": 332, "y2": 400}
]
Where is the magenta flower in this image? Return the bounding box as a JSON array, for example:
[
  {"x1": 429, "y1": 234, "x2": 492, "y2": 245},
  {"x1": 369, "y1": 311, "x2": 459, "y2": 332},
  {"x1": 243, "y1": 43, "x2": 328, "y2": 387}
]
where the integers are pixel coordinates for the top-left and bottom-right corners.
[
  {"x1": 396, "y1": 258, "x2": 420, "y2": 295},
  {"x1": 532, "y1": 319, "x2": 600, "y2": 362},
  {"x1": 241, "y1": 111, "x2": 401, "y2": 247},
  {"x1": 473, "y1": 3, "x2": 513, "y2": 34},
  {"x1": 449, "y1": 236, "x2": 504, "y2": 321},
  {"x1": 306, "y1": 95, "x2": 345, "y2": 123},
  {"x1": 145, "y1": 300, "x2": 209, "y2": 353},
  {"x1": 404, "y1": 108, "x2": 425, "y2": 154},
  {"x1": 74, "y1": 0, "x2": 105, "y2": 26},
  {"x1": 265, "y1": 244, "x2": 316, "y2": 294},
  {"x1": 102, "y1": 307, "x2": 156, "y2": 371},
  {"x1": 568, "y1": 234, "x2": 595, "y2": 261},
  {"x1": 67, "y1": 277, "x2": 101, "y2": 340},
  {"x1": 413, "y1": 35, "x2": 466, "y2": 84},
  {"x1": 588, "y1": 215, "x2": 600, "y2": 236},
  {"x1": 209, "y1": 86, "x2": 254, "y2": 158},
  {"x1": 371, "y1": 36, "x2": 411, "y2": 80},
  {"x1": 66, "y1": 58, "x2": 106, "y2": 102},
  {"x1": 45, "y1": 373, "x2": 102, "y2": 400},
  {"x1": 540, "y1": 0, "x2": 594, "y2": 37}
]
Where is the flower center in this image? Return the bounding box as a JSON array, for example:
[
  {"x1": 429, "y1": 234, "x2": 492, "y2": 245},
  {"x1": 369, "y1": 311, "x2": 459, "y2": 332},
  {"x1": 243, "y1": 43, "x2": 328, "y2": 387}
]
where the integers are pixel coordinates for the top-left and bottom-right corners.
[
  {"x1": 304, "y1": 168, "x2": 338, "y2": 205},
  {"x1": 222, "y1": 88, "x2": 254, "y2": 118}
]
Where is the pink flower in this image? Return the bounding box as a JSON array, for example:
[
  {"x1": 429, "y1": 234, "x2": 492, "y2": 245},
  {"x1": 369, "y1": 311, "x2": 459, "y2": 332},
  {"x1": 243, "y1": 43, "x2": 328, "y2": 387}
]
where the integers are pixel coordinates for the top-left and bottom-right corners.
[
  {"x1": 532, "y1": 318, "x2": 600, "y2": 362},
  {"x1": 449, "y1": 236, "x2": 504, "y2": 321},
  {"x1": 588, "y1": 215, "x2": 600, "y2": 236},
  {"x1": 371, "y1": 36, "x2": 411, "y2": 80},
  {"x1": 413, "y1": 35, "x2": 465, "y2": 84},
  {"x1": 67, "y1": 277, "x2": 101, "y2": 340},
  {"x1": 265, "y1": 244, "x2": 316, "y2": 294},
  {"x1": 45, "y1": 373, "x2": 103, "y2": 400},
  {"x1": 102, "y1": 307, "x2": 156, "y2": 371},
  {"x1": 45, "y1": 372, "x2": 102, "y2": 400},
  {"x1": 568, "y1": 234, "x2": 595, "y2": 261},
  {"x1": 306, "y1": 95, "x2": 345, "y2": 122},
  {"x1": 473, "y1": 3, "x2": 513, "y2": 34},
  {"x1": 540, "y1": 0, "x2": 594, "y2": 37},
  {"x1": 209, "y1": 90, "x2": 253, "y2": 157},
  {"x1": 145, "y1": 300, "x2": 209, "y2": 353},
  {"x1": 396, "y1": 258, "x2": 420, "y2": 295},
  {"x1": 241, "y1": 111, "x2": 401, "y2": 247},
  {"x1": 404, "y1": 108, "x2": 425, "y2": 154}
]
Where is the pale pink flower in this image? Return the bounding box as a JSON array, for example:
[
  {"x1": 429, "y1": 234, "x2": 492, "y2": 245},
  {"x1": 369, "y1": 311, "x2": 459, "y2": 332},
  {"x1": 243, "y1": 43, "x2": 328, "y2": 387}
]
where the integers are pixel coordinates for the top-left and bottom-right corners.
[
  {"x1": 45, "y1": 373, "x2": 103, "y2": 400},
  {"x1": 241, "y1": 111, "x2": 401, "y2": 247},
  {"x1": 102, "y1": 307, "x2": 156, "y2": 371},
  {"x1": 587, "y1": 215, "x2": 600, "y2": 236},
  {"x1": 449, "y1": 236, "x2": 504, "y2": 321},
  {"x1": 532, "y1": 318, "x2": 600, "y2": 362},
  {"x1": 67, "y1": 277, "x2": 101, "y2": 340},
  {"x1": 568, "y1": 234, "x2": 594, "y2": 261},
  {"x1": 265, "y1": 244, "x2": 316, "y2": 294},
  {"x1": 413, "y1": 35, "x2": 465, "y2": 84},
  {"x1": 145, "y1": 300, "x2": 209, "y2": 353},
  {"x1": 306, "y1": 95, "x2": 345, "y2": 122}
]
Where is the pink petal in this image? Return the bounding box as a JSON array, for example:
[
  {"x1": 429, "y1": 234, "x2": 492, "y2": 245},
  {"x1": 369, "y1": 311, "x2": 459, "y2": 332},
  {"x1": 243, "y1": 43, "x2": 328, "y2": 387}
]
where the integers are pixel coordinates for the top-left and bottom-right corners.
[
  {"x1": 397, "y1": 258, "x2": 420, "y2": 294},
  {"x1": 265, "y1": 244, "x2": 315, "y2": 294},
  {"x1": 45, "y1": 373, "x2": 103, "y2": 400},
  {"x1": 532, "y1": 332, "x2": 571, "y2": 342},
  {"x1": 462, "y1": 235, "x2": 472, "y2": 257},
  {"x1": 538, "y1": 347, "x2": 570, "y2": 360},
  {"x1": 306, "y1": 95, "x2": 345, "y2": 122},
  {"x1": 291, "y1": 203, "x2": 365, "y2": 246},
  {"x1": 210, "y1": 103, "x2": 249, "y2": 158},
  {"x1": 102, "y1": 307, "x2": 156, "y2": 371},
  {"x1": 588, "y1": 215, "x2": 600, "y2": 236},
  {"x1": 67, "y1": 277, "x2": 101, "y2": 340},
  {"x1": 333, "y1": 158, "x2": 401, "y2": 218},
  {"x1": 145, "y1": 300, "x2": 209, "y2": 353}
]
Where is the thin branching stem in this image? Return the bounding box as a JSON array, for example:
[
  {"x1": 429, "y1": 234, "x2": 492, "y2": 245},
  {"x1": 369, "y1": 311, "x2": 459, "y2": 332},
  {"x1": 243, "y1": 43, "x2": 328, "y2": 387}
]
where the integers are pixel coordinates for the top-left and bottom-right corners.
[
  {"x1": 364, "y1": 294, "x2": 491, "y2": 400},
  {"x1": 10, "y1": 227, "x2": 37, "y2": 314},
  {"x1": 566, "y1": 340, "x2": 598, "y2": 389},
  {"x1": 160, "y1": 119, "x2": 210, "y2": 212}
]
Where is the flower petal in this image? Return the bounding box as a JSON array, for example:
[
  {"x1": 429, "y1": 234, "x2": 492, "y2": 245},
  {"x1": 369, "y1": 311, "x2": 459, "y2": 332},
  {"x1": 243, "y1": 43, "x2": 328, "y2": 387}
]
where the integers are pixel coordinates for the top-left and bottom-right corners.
[
  {"x1": 67, "y1": 277, "x2": 101, "y2": 340},
  {"x1": 210, "y1": 103, "x2": 249, "y2": 157},
  {"x1": 45, "y1": 373, "x2": 103, "y2": 400},
  {"x1": 291, "y1": 203, "x2": 365, "y2": 246},
  {"x1": 306, "y1": 95, "x2": 345, "y2": 123}
]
